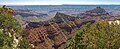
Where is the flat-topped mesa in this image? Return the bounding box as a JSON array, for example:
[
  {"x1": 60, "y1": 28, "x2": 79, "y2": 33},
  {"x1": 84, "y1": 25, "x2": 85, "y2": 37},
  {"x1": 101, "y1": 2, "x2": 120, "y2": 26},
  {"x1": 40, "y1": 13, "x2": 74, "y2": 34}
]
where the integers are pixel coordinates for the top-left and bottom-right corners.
[
  {"x1": 85, "y1": 6, "x2": 109, "y2": 16},
  {"x1": 87, "y1": 6, "x2": 106, "y2": 13}
]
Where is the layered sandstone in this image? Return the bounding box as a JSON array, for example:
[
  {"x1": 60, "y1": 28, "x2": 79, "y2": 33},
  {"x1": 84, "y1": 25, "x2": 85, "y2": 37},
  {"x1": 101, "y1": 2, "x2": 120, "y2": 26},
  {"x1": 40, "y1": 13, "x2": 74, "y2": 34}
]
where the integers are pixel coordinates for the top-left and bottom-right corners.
[{"x1": 25, "y1": 12, "x2": 95, "y2": 49}]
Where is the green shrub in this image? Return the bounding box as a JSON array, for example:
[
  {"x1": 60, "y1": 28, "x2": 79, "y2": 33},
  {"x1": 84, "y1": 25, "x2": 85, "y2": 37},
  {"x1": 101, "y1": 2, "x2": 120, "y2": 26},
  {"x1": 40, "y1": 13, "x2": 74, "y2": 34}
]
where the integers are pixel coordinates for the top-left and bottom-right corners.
[
  {"x1": 68, "y1": 21, "x2": 120, "y2": 49},
  {"x1": 0, "y1": 6, "x2": 31, "y2": 49}
]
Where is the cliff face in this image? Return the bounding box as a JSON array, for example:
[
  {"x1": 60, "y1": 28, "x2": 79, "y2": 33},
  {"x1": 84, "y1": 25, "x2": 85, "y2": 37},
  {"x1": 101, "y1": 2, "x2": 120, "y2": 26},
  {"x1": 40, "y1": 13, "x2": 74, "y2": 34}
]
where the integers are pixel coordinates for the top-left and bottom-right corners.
[
  {"x1": 25, "y1": 26, "x2": 54, "y2": 49},
  {"x1": 25, "y1": 12, "x2": 95, "y2": 49}
]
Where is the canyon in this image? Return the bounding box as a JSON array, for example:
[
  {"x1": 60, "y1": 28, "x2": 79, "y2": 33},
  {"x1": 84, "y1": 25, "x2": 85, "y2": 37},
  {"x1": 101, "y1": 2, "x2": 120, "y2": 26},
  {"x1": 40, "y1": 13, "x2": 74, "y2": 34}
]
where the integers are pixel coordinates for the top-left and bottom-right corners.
[
  {"x1": 25, "y1": 12, "x2": 95, "y2": 49},
  {"x1": 22, "y1": 6, "x2": 119, "y2": 49}
]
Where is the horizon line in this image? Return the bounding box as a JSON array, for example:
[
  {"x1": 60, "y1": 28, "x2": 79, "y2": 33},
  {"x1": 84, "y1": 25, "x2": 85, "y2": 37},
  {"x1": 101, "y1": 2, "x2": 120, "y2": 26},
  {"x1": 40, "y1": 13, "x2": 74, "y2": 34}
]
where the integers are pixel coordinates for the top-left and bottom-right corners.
[
  {"x1": 1, "y1": 4, "x2": 120, "y2": 6},
  {"x1": 1, "y1": 3, "x2": 120, "y2": 6}
]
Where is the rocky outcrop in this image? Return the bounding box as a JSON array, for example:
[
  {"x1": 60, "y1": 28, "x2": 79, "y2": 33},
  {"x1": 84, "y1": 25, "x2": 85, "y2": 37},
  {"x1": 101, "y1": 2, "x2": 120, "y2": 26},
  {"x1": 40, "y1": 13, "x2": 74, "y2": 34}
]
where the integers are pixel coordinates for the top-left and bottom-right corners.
[
  {"x1": 85, "y1": 6, "x2": 109, "y2": 16},
  {"x1": 25, "y1": 26, "x2": 54, "y2": 49},
  {"x1": 77, "y1": 6, "x2": 111, "y2": 20},
  {"x1": 25, "y1": 12, "x2": 95, "y2": 49},
  {"x1": 0, "y1": 5, "x2": 14, "y2": 15}
]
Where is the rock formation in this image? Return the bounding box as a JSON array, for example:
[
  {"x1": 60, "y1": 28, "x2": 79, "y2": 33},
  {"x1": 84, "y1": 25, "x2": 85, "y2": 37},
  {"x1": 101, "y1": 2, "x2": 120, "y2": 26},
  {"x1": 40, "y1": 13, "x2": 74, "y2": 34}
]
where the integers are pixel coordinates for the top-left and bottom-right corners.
[
  {"x1": 85, "y1": 6, "x2": 109, "y2": 16},
  {"x1": 25, "y1": 26, "x2": 54, "y2": 49},
  {"x1": 76, "y1": 6, "x2": 111, "y2": 20},
  {"x1": 25, "y1": 12, "x2": 95, "y2": 49}
]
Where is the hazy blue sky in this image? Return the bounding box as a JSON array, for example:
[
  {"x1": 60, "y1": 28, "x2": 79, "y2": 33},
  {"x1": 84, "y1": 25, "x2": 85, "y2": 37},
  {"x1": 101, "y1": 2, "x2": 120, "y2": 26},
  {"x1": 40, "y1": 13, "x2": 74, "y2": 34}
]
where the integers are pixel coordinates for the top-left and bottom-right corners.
[{"x1": 0, "y1": 0, "x2": 120, "y2": 5}]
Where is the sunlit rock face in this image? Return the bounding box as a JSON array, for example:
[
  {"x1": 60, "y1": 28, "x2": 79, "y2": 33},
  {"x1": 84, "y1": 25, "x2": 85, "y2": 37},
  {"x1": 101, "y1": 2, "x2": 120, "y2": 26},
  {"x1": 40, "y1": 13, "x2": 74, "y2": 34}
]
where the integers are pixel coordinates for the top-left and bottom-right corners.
[
  {"x1": 25, "y1": 26, "x2": 54, "y2": 49},
  {"x1": 108, "y1": 20, "x2": 120, "y2": 25},
  {"x1": 25, "y1": 12, "x2": 95, "y2": 49}
]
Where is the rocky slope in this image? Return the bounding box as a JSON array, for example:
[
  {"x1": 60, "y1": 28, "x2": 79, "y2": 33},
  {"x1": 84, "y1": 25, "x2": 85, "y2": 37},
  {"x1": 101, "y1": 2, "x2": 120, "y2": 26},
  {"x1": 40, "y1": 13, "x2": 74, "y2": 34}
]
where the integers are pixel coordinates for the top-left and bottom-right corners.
[{"x1": 25, "y1": 12, "x2": 95, "y2": 49}]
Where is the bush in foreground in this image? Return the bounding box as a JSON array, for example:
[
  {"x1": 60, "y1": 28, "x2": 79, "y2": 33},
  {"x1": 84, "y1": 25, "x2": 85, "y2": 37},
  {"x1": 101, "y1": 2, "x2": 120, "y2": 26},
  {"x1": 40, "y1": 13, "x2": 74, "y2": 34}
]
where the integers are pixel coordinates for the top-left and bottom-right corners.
[
  {"x1": 68, "y1": 21, "x2": 120, "y2": 49},
  {"x1": 0, "y1": 6, "x2": 31, "y2": 49}
]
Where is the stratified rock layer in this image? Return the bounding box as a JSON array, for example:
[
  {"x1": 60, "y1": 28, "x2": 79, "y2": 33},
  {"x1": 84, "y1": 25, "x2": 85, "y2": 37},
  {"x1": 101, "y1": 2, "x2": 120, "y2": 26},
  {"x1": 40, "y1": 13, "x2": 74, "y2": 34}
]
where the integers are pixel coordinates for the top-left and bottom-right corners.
[{"x1": 25, "y1": 12, "x2": 95, "y2": 49}]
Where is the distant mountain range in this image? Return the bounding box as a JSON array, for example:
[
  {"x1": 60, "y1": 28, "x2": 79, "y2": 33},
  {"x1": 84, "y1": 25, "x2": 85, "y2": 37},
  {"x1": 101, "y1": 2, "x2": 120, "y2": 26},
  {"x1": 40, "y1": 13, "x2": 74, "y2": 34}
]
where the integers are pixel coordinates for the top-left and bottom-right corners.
[{"x1": 13, "y1": 6, "x2": 120, "y2": 23}]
